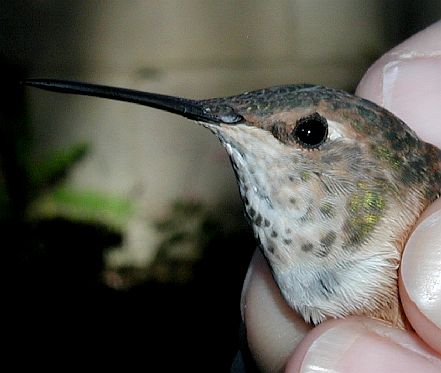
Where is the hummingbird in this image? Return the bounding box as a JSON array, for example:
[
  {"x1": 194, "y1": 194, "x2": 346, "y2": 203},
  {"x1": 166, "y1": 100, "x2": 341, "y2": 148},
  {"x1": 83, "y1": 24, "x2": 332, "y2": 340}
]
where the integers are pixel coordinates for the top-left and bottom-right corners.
[{"x1": 25, "y1": 79, "x2": 441, "y2": 329}]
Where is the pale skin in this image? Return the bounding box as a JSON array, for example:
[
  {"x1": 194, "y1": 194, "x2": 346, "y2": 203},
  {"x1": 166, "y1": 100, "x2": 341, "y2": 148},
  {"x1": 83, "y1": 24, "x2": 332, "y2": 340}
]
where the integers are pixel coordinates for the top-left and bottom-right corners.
[{"x1": 241, "y1": 21, "x2": 441, "y2": 372}]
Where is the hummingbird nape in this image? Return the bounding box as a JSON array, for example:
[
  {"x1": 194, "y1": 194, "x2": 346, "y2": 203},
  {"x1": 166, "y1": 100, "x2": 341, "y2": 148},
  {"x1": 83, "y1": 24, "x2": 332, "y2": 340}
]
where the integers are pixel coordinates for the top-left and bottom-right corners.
[{"x1": 24, "y1": 79, "x2": 441, "y2": 329}]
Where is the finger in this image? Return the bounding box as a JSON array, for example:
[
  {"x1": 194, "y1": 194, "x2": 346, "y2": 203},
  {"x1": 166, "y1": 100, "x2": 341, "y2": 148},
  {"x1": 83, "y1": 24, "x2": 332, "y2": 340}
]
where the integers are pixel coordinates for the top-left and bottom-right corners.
[
  {"x1": 241, "y1": 250, "x2": 312, "y2": 372},
  {"x1": 356, "y1": 20, "x2": 441, "y2": 147},
  {"x1": 399, "y1": 198, "x2": 441, "y2": 354},
  {"x1": 286, "y1": 318, "x2": 441, "y2": 373}
]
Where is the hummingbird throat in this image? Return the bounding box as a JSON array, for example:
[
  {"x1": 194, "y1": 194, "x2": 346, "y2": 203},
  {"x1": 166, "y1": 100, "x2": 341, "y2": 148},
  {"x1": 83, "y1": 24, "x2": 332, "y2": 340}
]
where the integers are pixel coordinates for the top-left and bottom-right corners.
[{"x1": 214, "y1": 123, "x2": 334, "y2": 267}]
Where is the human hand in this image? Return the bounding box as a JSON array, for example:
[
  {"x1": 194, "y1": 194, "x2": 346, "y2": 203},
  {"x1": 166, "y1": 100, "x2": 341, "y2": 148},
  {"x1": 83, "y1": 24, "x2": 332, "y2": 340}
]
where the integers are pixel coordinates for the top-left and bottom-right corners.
[{"x1": 241, "y1": 21, "x2": 441, "y2": 372}]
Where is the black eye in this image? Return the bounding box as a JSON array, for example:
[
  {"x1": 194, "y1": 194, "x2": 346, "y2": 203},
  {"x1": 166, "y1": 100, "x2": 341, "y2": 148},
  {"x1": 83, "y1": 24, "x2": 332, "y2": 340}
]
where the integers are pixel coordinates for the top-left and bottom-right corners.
[{"x1": 292, "y1": 113, "x2": 328, "y2": 149}]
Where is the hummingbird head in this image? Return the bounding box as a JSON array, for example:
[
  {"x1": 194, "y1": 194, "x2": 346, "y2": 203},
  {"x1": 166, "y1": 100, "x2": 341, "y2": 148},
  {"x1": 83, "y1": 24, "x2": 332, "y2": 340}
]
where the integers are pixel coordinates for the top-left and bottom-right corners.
[{"x1": 25, "y1": 80, "x2": 441, "y2": 326}]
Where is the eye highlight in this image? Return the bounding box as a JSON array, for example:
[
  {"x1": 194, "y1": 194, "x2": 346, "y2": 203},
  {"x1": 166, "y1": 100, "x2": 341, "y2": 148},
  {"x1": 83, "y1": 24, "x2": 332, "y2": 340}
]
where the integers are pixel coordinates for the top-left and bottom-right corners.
[{"x1": 292, "y1": 113, "x2": 328, "y2": 149}]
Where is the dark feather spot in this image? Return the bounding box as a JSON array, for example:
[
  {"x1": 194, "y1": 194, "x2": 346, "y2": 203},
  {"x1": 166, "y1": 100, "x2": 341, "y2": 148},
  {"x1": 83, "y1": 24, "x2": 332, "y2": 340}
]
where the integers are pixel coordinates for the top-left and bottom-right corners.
[
  {"x1": 320, "y1": 231, "x2": 336, "y2": 247},
  {"x1": 301, "y1": 242, "x2": 313, "y2": 252},
  {"x1": 315, "y1": 231, "x2": 336, "y2": 258},
  {"x1": 255, "y1": 214, "x2": 262, "y2": 226}
]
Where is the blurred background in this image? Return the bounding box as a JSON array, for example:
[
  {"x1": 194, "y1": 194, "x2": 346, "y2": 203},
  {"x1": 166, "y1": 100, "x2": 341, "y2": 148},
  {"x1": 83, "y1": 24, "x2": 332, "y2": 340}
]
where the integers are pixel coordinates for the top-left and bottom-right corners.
[{"x1": 2, "y1": 1, "x2": 440, "y2": 371}]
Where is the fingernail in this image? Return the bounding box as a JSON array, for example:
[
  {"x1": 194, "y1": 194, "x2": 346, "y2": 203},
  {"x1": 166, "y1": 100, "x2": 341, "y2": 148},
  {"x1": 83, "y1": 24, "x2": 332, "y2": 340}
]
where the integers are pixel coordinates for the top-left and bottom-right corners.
[
  {"x1": 382, "y1": 56, "x2": 441, "y2": 147},
  {"x1": 402, "y1": 206, "x2": 441, "y2": 329},
  {"x1": 298, "y1": 319, "x2": 441, "y2": 373}
]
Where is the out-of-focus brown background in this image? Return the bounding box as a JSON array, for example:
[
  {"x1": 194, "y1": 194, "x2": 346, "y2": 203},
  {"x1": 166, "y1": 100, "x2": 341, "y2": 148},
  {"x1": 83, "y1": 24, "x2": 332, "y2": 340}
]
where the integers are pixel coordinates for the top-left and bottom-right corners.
[{"x1": 2, "y1": 1, "x2": 440, "y2": 371}]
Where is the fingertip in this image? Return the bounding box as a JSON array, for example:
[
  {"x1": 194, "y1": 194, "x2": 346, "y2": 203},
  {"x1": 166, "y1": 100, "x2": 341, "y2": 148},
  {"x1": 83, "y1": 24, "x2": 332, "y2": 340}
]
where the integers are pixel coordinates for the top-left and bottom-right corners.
[
  {"x1": 355, "y1": 57, "x2": 385, "y2": 106},
  {"x1": 399, "y1": 278, "x2": 441, "y2": 355},
  {"x1": 400, "y1": 198, "x2": 441, "y2": 354},
  {"x1": 286, "y1": 318, "x2": 441, "y2": 373}
]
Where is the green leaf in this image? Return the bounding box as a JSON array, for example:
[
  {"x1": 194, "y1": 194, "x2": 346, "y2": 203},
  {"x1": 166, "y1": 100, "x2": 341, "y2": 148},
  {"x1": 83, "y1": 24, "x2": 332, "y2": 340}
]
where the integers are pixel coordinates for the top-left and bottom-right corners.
[{"x1": 30, "y1": 187, "x2": 134, "y2": 229}]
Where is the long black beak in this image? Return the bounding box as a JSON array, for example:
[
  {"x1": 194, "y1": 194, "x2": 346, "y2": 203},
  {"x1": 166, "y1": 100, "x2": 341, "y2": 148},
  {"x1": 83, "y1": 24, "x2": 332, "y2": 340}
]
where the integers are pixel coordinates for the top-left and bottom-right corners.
[{"x1": 24, "y1": 79, "x2": 242, "y2": 124}]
